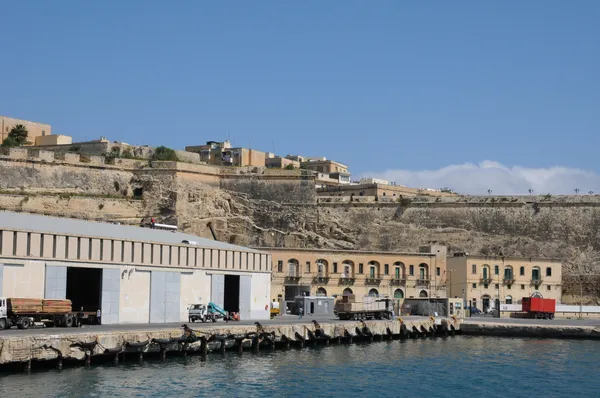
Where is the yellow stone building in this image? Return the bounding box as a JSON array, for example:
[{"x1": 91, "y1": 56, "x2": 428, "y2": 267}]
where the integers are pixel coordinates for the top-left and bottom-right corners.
[
  {"x1": 448, "y1": 254, "x2": 563, "y2": 312},
  {"x1": 266, "y1": 245, "x2": 448, "y2": 306}
]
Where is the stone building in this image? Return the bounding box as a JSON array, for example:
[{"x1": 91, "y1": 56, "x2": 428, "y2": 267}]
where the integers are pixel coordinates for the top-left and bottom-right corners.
[
  {"x1": 448, "y1": 254, "x2": 563, "y2": 312},
  {"x1": 1, "y1": 115, "x2": 52, "y2": 145},
  {"x1": 266, "y1": 245, "x2": 448, "y2": 310},
  {"x1": 0, "y1": 211, "x2": 272, "y2": 324}
]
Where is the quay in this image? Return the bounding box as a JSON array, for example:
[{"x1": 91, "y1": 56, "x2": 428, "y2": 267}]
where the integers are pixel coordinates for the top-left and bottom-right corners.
[
  {"x1": 0, "y1": 317, "x2": 460, "y2": 371},
  {"x1": 462, "y1": 319, "x2": 600, "y2": 339}
]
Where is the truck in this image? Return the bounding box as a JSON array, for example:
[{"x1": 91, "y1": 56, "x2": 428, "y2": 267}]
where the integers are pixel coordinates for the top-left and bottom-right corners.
[
  {"x1": 334, "y1": 295, "x2": 393, "y2": 321},
  {"x1": 188, "y1": 302, "x2": 229, "y2": 323},
  {"x1": 0, "y1": 297, "x2": 88, "y2": 330},
  {"x1": 522, "y1": 297, "x2": 556, "y2": 319}
]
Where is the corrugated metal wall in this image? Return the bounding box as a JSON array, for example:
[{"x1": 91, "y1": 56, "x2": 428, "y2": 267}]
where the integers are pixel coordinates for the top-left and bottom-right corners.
[
  {"x1": 150, "y1": 271, "x2": 181, "y2": 323},
  {"x1": 211, "y1": 274, "x2": 224, "y2": 308},
  {"x1": 44, "y1": 265, "x2": 67, "y2": 299},
  {"x1": 101, "y1": 268, "x2": 120, "y2": 325},
  {"x1": 238, "y1": 275, "x2": 251, "y2": 320}
]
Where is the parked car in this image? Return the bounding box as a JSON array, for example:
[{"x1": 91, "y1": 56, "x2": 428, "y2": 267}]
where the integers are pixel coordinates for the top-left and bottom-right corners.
[{"x1": 467, "y1": 306, "x2": 482, "y2": 315}]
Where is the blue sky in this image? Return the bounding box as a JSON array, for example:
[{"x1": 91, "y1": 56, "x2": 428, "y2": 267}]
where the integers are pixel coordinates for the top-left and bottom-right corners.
[{"x1": 1, "y1": 1, "x2": 599, "y2": 193}]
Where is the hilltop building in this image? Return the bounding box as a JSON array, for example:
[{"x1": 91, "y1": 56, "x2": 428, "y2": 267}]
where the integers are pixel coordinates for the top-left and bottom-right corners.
[{"x1": 0, "y1": 115, "x2": 69, "y2": 146}]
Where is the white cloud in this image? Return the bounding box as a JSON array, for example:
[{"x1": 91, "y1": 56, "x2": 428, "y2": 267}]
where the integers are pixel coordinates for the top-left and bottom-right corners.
[{"x1": 358, "y1": 161, "x2": 600, "y2": 195}]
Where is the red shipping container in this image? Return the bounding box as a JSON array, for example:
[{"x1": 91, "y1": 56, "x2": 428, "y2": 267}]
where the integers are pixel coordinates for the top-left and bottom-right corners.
[{"x1": 522, "y1": 297, "x2": 555, "y2": 313}]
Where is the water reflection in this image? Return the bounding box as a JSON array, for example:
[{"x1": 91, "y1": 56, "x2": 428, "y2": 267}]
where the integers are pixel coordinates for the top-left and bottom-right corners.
[{"x1": 1, "y1": 337, "x2": 599, "y2": 398}]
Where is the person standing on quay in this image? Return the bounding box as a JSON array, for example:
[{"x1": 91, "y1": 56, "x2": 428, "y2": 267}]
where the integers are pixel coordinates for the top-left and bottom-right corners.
[{"x1": 96, "y1": 309, "x2": 102, "y2": 325}]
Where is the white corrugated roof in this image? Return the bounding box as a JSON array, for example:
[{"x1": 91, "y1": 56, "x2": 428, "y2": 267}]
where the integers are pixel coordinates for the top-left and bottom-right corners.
[{"x1": 0, "y1": 211, "x2": 263, "y2": 253}]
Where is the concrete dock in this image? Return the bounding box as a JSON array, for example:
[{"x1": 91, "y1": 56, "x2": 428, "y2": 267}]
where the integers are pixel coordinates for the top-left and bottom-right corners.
[
  {"x1": 462, "y1": 319, "x2": 600, "y2": 339},
  {"x1": 0, "y1": 317, "x2": 460, "y2": 370}
]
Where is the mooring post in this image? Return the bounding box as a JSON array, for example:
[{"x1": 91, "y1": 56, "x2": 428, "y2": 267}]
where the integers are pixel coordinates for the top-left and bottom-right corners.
[
  {"x1": 220, "y1": 341, "x2": 226, "y2": 354},
  {"x1": 57, "y1": 357, "x2": 63, "y2": 371},
  {"x1": 238, "y1": 340, "x2": 244, "y2": 354},
  {"x1": 348, "y1": 336, "x2": 353, "y2": 344},
  {"x1": 85, "y1": 351, "x2": 92, "y2": 367},
  {"x1": 23, "y1": 359, "x2": 32, "y2": 373},
  {"x1": 161, "y1": 348, "x2": 167, "y2": 361},
  {"x1": 201, "y1": 337, "x2": 208, "y2": 356},
  {"x1": 114, "y1": 353, "x2": 119, "y2": 365},
  {"x1": 252, "y1": 338, "x2": 259, "y2": 353},
  {"x1": 138, "y1": 352, "x2": 143, "y2": 362}
]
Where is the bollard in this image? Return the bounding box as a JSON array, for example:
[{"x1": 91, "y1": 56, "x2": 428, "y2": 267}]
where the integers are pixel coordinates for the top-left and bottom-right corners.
[
  {"x1": 138, "y1": 352, "x2": 143, "y2": 362},
  {"x1": 252, "y1": 338, "x2": 259, "y2": 353},
  {"x1": 114, "y1": 353, "x2": 119, "y2": 365},
  {"x1": 85, "y1": 351, "x2": 92, "y2": 367},
  {"x1": 23, "y1": 359, "x2": 32, "y2": 373},
  {"x1": 161, "y1": 348, "x2": 167, "y2": 361},
  {"x1": 201, "y1": 337, "x2": 208, "y2": 356},
  {"x1": 238, "y1": 340, "x2": 244, "y2": 354},
  {"x1": 57, "y1": 357, "x2": 63, "y2": 371}
]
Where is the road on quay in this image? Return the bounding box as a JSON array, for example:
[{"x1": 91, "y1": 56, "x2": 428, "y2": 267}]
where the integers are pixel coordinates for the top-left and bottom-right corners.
[
  {"x1": 463, "y1": 316, "x2": 600, "y2": 327},
  {"x1": 0, "y1": 315, "x2": 429, "y2": 337}
]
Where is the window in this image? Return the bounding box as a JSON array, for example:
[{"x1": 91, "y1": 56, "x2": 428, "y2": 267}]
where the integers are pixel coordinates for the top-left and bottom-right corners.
[
  {"x1": 495, "y1": 284, "x2": 499, "y2": 289},
  {"x1": 395, "y1": 267, "x2": 400, "y2": 279},
  {"x1": 384, "y1": 264, "x2": 389, "y2": 275},
  {"x1": 369, "y1": 267, "x2": 375, "y2": 278},
  {"x1": 359, "y1": 263, "x2": 364, "y2": 274},
  {"x1": 483, "y1": 267, "x2": 488, "y2": 279},
  {"x1": 484, "y1": 284, "x2": 489, "y2": 289},
  {"x1": 532, "y1": 268, "x2": 540, "y2": 281},
  {"x1": 494, "y1": 265, "x2": 499, "y2": 275},
  {"x1": 409, "y1": 265, "x2": 414, "y2": 276},
  {"x1": 472, "y1": 283, "x2": 476, "y2": 288},
  {"x1": 547, "y1": 285, "x2": 551, "y2": 291},
  {"x1": 505, "y1": 296, "x2": 513, "y2": 305},
  {"x1": 546, "y1": 267, "x2": 552, "y2": 277},
  {"x1": 277, "y1": 261, "x2": 283, "y2": 273},
  {"x1": 436, "y1": 267, "x2": 440, "y2": 276},
  {"x1": 333, "y1": 262, "x2": 338, "y2": 273},
  {"x1": 305, "y1": 261, "x2": 310, "y2": 272},
  {"x1": 419, "y1": 267, "x2": 425, "y2": 279},
  {"x1": 521, "y1": 284, "x2": 525, "y2": 290},
  {"x1": 472, "y1": 264, "x2": 476, "y2": 274},
  {"x1": 520, "y1": 266, "x2": 525, "y2": 276}
]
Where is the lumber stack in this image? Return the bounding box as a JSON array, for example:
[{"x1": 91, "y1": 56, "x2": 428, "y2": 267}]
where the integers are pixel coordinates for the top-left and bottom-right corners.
[
  {"x1": 42, "y1": 299, "x2": 72, "y2": 313},
  {"x1": 7, "y1": 298, "x2": 43, "y2": 313}
]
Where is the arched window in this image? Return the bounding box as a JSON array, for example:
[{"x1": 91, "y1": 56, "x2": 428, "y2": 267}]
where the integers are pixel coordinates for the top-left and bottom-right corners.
[
  {"x1": 482, "y1": 265, "x2": 490, "y2": 279},
  {"x1": 393, "y1": 262, "x2": 405, "y2": 279},
  {"x1": 288, "y1": 259, "x2": 300, "y2": 277},
  {"x1": 316, "y1": 259, "x2": 328, "y2": 277},
  {"x1": 504, "y1": 265, "x2": 514, "y2": 281},
  {"x1": 505, "y1": 295, "x2": 513, "y2": 304},
  {"x1": 368, "y1": 261, "x2": 380, "y2": 278},
  {"x1": 316, "y1": 287, "x2": 327, "y2": 296},
  {"x1": 368, "y1": 288, "x2": 379, "y2": 297},
  {"x1": 418, "y1": 263, "x2": 428, "y2": 280},
  {"x1": 394, "y1": 289, "x2": 404, "y2": 299},
  {"x1": 342, "y1": 260, "x2": 354, "y2": 278},
  {"x1": 419, "y1": 290, "x2": 428, "y2": 298},
  {"x1": 342, "y1": 288, "x2": 353, "y2": 296}
]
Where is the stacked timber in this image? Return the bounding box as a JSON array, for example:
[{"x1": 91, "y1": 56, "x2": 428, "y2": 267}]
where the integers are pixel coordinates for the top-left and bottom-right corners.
[
  {"x1": 42, "y1": 299, "x2": 72, "y2": 313},
  {"x1": 335, "y1": 295, "x2": 387, "y2": 312},
  {"x1": 7, "y1": 298, "x2": 43, "y2": 313}
]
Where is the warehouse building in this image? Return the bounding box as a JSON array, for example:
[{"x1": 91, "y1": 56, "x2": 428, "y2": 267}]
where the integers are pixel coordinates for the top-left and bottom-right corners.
[{"x1": 0, "y1": 211, "x2": 272, "y2": 324}]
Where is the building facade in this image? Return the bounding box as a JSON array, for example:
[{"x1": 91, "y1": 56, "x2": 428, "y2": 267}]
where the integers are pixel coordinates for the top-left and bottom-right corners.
[
  {"x1": 448, "y1": 254, "x2": 563, "y2": 312},
  {"x1": 1, "y1": 115, "x2": 52, "y2": 145},
  {"x1": 0, "y1": 211, "x2": 272, "y2": 324},
  {"x1": 300, "y1": 158, "x2": 349, "y2": 174},
  {"x1": 266, "y1": 245, "x2": 448, "y2": 308}
]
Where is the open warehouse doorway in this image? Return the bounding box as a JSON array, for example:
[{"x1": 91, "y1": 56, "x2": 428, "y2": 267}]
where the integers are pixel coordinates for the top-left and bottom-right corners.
[
  {"x1": 224, "y1": 274, "x2": 240, "y2": 313},
  {"x1": 66, "y1": 267, "x2": 102, "y2": 312}
]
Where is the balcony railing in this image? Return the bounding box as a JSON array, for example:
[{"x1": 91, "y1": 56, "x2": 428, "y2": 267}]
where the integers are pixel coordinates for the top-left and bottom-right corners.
[
  {"x1": 312, "y1": 275, "x2": 330, "y2": 285},
  {"x1": 390, "y1": 278, "x2": 406, "y2": 286},
  {"x1": 415, "y1": 279, "x2": 430, "y2": 287},
  {"x1": 365, "y1": 277, "x2": 382, "y2": 286},
  {"x1": 530, "y1": 278, "x2": 543, "y2": 286},
  {"x1": 284, "y1": 274, "x2": 302, "y2": 284},
  {"x1": 338, "y1": 276, "x2": 355, "y2": 286},
  {"x1": 503, "y1": 278, "x2": 515, "y2": 286},
  {"x1": 480, "y1": 277, "x2": 492, "y2": 284}
]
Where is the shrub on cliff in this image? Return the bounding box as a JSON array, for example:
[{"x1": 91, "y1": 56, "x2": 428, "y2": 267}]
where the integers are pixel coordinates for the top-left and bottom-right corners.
[
  {"x1": 151, "y1": 146, "x2": 178, "y2": 161},
  {"x1": 2, "y1": 124, "x2": 30, "y2": 147}
]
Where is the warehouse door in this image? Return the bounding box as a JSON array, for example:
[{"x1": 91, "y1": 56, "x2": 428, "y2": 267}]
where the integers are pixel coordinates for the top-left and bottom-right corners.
[
  {"x1": 45, "y1": 265, "x2": 67, "y2": 299},
  {"x1": 211, "y1": 274, "x2": 224, "y2": 308},
  {"x1": 150, "y1": 271, "x2": 181, "y2": 323},
  {"x1": 101, "y1": 269, "x2": 120, "y2": 325},
  {"x1": 238, "y1": 275, "x2": 251, "y2": 320}
]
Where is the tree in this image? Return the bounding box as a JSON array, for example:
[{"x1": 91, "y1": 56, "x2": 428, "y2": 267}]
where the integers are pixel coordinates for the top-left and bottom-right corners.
[
  {"x1": 151, "y1": 146, "x2": 178, "y2": 161},
  {"x1": 2, "y1": 124, "x2": 30, "y2": 147},
  {"x1": 284, "y1": 164, "x2": 295, "y2": 170}
]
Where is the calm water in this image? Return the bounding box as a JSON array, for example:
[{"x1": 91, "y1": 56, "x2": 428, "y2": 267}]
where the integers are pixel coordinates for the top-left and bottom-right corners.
[{"x1": 1, "y1": 337, "x2": 599, "y2": 397}]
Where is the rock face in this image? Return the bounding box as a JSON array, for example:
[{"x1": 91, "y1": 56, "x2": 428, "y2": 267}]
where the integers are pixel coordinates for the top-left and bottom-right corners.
[{"x1": 1, "y1": 155, "x2": 599, "y2": 299}]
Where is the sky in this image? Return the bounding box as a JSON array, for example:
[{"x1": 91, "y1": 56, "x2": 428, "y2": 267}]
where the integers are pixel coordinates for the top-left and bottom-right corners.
[{"x1": 1, "y1": 1, "x2": 599, "y2": 194}]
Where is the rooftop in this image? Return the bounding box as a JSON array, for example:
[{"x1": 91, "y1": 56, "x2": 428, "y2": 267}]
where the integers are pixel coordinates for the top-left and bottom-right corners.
[
  {"x1": 253, "y1": 247, "x2": 435, "y2": 257},
  {"x1": 0, "y1": 211, "x2": 263, "y2": 253}
]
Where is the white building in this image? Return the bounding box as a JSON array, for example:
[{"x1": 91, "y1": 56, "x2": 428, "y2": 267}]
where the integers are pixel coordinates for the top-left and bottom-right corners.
[{"x1": 0, "y1": 211, "x2": 271, "y2": 324}]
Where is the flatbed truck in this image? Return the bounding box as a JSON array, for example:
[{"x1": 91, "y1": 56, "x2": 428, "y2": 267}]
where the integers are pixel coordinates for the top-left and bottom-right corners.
[{"x1": 0, "y1": 297, "x2": 96, "y2": 330}]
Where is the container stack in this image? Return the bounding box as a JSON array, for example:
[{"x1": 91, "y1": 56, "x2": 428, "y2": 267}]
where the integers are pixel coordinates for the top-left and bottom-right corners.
[{"x1": 42, "y1": 299, "x2": 73, "y2": 313}]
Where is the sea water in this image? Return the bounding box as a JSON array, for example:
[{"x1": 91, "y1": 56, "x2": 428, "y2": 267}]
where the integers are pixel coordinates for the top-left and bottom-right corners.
[{"x1": 1, "y1": 336, "x2": 599, "y2": 397}]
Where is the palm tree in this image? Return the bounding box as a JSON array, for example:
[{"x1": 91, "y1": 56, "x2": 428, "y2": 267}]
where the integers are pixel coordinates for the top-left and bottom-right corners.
[
  {"x1": 589, "y1": 191, "x2": 594, "y2": 195},
  {"x1": 528, "y1": 189, "x2": 533, "y2": 195},
  {"x1": 487, "y1": 189, "x2": 492, "y2": 195},
  {"x1": 574, "y1": 188, "x2": 580, "y2": 194},
  {"x1": 2, "y1": 124, "x2": 30, "y2": 147}
]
